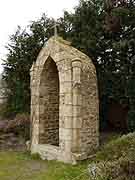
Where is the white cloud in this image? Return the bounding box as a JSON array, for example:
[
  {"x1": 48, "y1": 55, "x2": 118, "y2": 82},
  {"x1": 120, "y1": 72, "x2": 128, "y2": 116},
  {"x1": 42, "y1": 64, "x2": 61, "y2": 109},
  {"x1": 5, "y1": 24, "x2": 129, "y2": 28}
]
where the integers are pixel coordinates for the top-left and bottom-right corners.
[{"x1": 0, "y1": 0, "x2": 78, "y2": 73}]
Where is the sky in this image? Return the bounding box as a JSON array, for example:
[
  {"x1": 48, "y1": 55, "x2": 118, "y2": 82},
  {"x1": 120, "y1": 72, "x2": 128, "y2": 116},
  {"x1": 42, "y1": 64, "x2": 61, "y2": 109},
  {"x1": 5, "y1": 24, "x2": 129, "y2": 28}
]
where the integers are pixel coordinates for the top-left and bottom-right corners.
[{"x1": 0, "y1": 0, "x2": 79, "y2": 73}]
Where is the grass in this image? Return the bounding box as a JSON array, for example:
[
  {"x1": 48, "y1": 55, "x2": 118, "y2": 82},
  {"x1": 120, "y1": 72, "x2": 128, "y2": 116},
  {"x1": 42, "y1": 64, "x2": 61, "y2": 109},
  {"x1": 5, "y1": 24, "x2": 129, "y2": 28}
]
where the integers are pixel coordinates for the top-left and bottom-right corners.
[
  {"x1": 0, "y1": 151, "x2": 89, "y2": 180},
  {"x1": 0, "y1": 132, "x2": 135, "y2": 180}
]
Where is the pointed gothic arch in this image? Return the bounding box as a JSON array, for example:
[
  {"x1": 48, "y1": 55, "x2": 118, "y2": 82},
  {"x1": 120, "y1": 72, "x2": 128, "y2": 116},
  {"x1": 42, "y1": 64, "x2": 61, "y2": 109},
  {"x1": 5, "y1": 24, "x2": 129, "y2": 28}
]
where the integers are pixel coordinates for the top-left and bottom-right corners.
[
  {"x1": 30, "y1": 37, "x2": 99, "y2": 164},
  {"x1": 39, "y1": 56, "x2": 59, "y2": 146}
]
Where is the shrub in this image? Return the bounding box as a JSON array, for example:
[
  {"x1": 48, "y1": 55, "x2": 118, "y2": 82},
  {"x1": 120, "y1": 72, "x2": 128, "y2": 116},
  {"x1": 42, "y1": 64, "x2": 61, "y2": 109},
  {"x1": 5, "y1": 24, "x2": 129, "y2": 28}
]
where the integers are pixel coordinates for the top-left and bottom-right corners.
[
  {"x1": 88, "y1": 158, "x2": 135, "y2": 180},
  {"x1": 5, "y1": 113, "x2": 30, "y2": 140}
]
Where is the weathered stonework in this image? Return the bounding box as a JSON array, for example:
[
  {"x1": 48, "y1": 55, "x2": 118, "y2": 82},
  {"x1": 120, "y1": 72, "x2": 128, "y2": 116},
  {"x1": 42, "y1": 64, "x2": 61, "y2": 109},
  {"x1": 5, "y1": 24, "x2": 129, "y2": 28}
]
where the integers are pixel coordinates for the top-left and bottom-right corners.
[{"x1": 30, "y1": 37, "x2": 99, "y2": 164}]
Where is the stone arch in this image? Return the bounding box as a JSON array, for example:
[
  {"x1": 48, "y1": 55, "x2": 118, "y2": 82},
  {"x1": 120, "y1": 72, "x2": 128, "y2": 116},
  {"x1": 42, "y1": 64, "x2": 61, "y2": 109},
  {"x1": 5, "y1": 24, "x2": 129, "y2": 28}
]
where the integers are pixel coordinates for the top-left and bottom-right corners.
[
  {"x1": 39, "y1": 56, "x2": 59, "y2": 146},
  {"x1": 30, "y1": 37, "x2": 99, "y2": 164}
]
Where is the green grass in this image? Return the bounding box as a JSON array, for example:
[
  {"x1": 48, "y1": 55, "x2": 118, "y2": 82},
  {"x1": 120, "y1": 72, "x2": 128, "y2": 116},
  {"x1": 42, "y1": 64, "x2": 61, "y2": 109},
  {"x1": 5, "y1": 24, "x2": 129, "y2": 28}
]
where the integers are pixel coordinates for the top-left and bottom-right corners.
[
  {"x1": 0, "y1": 132, "x2": 135, "y2": 180},
  {"x1": 0, "y1": 151, "x2": 89, "y2": 180}
]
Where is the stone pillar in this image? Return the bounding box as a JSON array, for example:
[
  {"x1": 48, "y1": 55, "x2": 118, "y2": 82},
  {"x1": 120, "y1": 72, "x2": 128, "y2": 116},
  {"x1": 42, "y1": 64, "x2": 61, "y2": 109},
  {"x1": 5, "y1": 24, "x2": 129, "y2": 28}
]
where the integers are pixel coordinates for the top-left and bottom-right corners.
[
  {"x1": 30, "y1": 63, "x2": 39, "y2": 147},
  {"x1": 72, "y1": 59, "x2": 82, "y2": 153},
  {"x1": 30, "y1": 63, "x2": 34, "y2": 147},
  {"x1": 58, "y1": 64, "x2": 74, "y2": 162}
]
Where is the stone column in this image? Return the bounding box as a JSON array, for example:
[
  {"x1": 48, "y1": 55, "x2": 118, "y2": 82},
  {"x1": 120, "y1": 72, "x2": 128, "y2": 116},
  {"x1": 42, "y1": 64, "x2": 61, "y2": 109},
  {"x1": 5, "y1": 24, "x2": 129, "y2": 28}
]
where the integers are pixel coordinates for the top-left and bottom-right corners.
[
  {"x1": 30, "y1": 63, "x2": 35, "y2": 147},
  {"x1": 72, "y1": 59, "x2": 82, "y2": 153},
  {"x1": 58, "y1": 61, "x2": 74, "y2": 162},
  {"x1": 30, "y1": 64, "x2": 39, "y2": 148}
]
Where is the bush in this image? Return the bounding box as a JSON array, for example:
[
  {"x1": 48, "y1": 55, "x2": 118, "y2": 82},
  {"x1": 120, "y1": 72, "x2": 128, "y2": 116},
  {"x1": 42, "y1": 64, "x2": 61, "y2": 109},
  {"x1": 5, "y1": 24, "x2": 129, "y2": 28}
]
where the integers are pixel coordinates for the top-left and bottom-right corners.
[
  {"x1": 5, "y1": 113, "x2": 30, "y2": 140},
  {"x1": 88, "y1": 158, "x2": 135, "y2": 180},
  {"x1": 0, "y1": 103, "x2": 9, "y2": 119}
]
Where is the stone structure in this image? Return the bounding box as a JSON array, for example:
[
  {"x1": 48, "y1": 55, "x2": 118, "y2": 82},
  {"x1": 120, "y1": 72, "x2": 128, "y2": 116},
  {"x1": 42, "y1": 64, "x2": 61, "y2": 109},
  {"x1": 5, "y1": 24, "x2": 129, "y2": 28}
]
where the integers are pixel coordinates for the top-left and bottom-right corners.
[{"x1": 30, "y1": 37, "x2": 99, "y2": 164}]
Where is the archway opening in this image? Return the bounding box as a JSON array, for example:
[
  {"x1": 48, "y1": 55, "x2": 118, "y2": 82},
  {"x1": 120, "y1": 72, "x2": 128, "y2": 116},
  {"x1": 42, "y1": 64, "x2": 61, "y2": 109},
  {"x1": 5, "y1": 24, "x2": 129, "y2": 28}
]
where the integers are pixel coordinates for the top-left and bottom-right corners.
[{"x1": 39, "y1": 56, "x2": 59, "y2": 146}]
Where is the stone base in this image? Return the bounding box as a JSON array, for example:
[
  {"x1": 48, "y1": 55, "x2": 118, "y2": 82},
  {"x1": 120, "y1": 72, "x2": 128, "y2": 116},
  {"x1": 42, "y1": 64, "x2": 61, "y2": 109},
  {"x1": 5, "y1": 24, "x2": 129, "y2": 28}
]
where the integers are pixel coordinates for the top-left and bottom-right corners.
[{"x1": 31, "y1": 144, "x2": 89, "y2": 164}]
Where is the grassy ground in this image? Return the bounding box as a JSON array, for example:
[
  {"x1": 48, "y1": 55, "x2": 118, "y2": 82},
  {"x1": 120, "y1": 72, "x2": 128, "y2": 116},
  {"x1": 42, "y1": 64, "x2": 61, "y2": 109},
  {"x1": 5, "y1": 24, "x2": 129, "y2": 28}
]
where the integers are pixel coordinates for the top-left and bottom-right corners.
[
  {"x1": 0, "y1": 151, "x2": 89, "y2": 180},
  {"x1": 0, "y1": 132, "x2": 135, "y2": 180}
]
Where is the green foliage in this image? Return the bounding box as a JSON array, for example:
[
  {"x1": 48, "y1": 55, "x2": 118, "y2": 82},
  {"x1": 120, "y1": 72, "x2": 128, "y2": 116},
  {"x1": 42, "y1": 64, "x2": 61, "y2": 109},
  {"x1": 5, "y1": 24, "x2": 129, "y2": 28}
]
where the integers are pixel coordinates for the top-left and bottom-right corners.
[
  {"x1": 88, "y1": 133, "x2": 135, "y2": 180},
  {"x1": 95, "y1": 133, "x2": 135, "y2": 162},
  {"x1": 58, "y1": 0, "x2": 135, "y2": 131},
  {"x1": 2, "y1": 0, "x2": 135, "y2": 130},
  {"x1": 2, "y1": 14, "x2": 54, "y2": 116},
  {"x1": 30, "y1": 153, "x2": 41, "y2": 160},
  {"x1": 0, "y1": 103, "x2": 9, "y2": 119}
]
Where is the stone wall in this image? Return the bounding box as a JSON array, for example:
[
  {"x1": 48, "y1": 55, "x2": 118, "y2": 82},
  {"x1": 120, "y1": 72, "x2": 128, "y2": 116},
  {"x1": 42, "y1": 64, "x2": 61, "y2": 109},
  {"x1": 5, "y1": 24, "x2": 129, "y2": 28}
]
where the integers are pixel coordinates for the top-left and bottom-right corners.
[
  {"x1": 81, "y1": 65, "x2": 99, "y2": 153},
  {"x1": 30, "y1": 37, "x2": 99, "y2": 164},
  {"x1": 39, "y1": 57, "x2": 59, "y2": 146}
]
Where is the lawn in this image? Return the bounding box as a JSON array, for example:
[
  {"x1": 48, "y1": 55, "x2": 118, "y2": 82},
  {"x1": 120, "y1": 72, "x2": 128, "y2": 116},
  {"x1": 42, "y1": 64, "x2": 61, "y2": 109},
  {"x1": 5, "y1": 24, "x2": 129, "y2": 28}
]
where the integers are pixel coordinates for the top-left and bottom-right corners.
[
  {"x1": 0, "y1": 151, "x2": 89, "y2": 180},
  {"x1": 1, "y1": 132, "x2": 135, "y2": 180}
]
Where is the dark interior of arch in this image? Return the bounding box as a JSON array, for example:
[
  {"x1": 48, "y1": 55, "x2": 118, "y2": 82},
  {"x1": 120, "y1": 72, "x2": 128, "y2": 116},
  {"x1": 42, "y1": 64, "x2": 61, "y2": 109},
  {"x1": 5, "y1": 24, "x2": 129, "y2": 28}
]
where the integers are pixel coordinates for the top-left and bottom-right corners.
[{"x1": 39, "y1": 56, "x2": 59, "y2": 146}]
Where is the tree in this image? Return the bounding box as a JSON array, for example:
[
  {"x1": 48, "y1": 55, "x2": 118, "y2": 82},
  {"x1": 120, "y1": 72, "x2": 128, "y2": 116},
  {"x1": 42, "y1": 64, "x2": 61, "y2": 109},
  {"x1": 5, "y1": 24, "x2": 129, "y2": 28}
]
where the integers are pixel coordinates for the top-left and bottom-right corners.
[
  {"x1": 58, "y1": 0, "x2": 135, "y2": 131},
  {"x1": 3, "y1": 14, "x2": 54, "y2": 116},
  {"x1": 3, "y1": 0, "x2": 135, "y2": 131}
]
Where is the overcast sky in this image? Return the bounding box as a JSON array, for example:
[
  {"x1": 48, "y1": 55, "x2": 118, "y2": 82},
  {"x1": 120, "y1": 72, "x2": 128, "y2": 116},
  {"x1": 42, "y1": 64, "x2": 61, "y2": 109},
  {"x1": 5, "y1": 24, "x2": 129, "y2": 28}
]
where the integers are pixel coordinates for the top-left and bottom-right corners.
[{"x1": 0, "y1": 0, "x2": 78, "y2": 73}]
